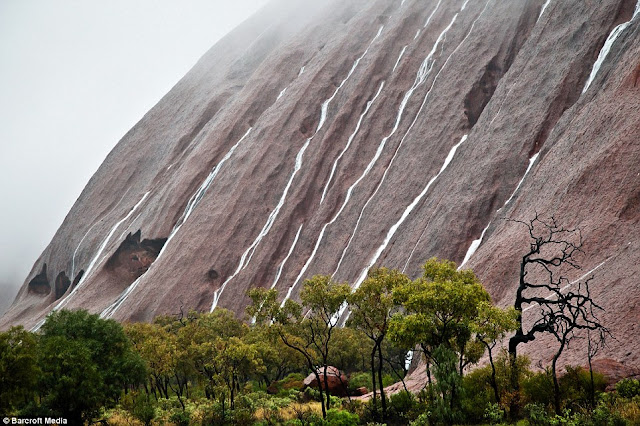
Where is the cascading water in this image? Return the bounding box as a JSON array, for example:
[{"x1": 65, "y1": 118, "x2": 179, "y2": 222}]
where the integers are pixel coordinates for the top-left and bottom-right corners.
[
  {"x1": 210, "y1": 26, "x2": 385, "y2": 311},
  {"x1": 101, "y1": 128, "x2": 253, "y2": 318},
  {"x1": 582, "y1": 1, "x2": 640, "y2": 94}
]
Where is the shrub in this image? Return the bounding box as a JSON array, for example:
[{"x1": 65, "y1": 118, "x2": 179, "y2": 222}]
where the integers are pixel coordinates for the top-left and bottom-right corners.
[
  {"x1": 131, "y1": 393, "x2": 156, "y2": 426},
  {"x1": 616, "y1": 378, "x2": 640, "y2": 399},
  {"x1": 560, "y1": 365, "x2": 607, "y2": 408},
  {"x1": 462, "y1": 366, "x2": 495, "y2": 422},
  {"x1": 169, "y1": 408, "x2": 191, "y2": 426},
  {"x1": 387, "y1": 390, "x2": 419, "y2": 422},
  {"x1": 409, "y1": 412, "x2": 430, "y2": 426},
  {"x1": 325, "y1": 408, "x2": 359, "y2": 426},
  {"x1": 348, "y1": 372, "x2": 372, "y2": 392},
  {"x1": 589, "y1": 399, "x2": 628, "y2": 426},
  {"x1": 485, "y1": 402, "x2": 505, "y2": 424},
  {"x1": 523, "y1": 370, "x2": 555, "y2": 407}
]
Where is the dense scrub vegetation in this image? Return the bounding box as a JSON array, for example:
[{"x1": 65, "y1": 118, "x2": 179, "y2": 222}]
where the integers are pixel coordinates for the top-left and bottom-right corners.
[{"x1": 1, "y1": 259, "x2": 638, "y2": 425}]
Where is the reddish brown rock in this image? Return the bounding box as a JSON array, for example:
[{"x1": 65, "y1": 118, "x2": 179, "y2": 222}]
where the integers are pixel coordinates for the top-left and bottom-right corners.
[
  {"x1": 303, "y1": 366, "x2": 349, "y2": 397},
  {"x1": 588, "y1": 359, "x2": 640, "y2": 390},
  {"x1": 352, "y1": 387, "x2": 369, "y2": 397},
  {"x1": 0, "y1": 0, "x2": 638, "y2": 377}
]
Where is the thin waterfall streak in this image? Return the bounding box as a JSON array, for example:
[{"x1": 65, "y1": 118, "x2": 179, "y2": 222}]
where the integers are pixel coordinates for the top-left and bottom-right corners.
[
  {"x1": 336, "y1": 135, "x2": 467, "y2": 321},
  {"x1": 502, "y1": 153, "x2": 539, "y2": 208},
  {"x1": 335, "y1": 0, "x2": 491, "y2": 278},
  {"x1": 103, "y1": 129, "x2": 253, "y2": 318},
  {"x1": 210, "y1": 26, "x2": 386, "y2": 310},
  {"x1": 537, "y1": 0, "x2": 552, "y2": 22},
  {"x1": 458, "y1": 221, "x2": 491, "y2": 269},
  {"x1": 320, "y1": 81, "x2": 385, "y2": 205},
  {"x1": 582, "y1": 1, "x2": 640, "y2": 94},
  {"x1": 54, "y1": 191, "x2": 151, "y2": 312},
  {"x1": 71, "y1": 222, "x2": 99, "y2": 280},
  {"x1": 490, "y1": 84, "x2": 515, "y2": 125},
  {"x1": 392, "y1": 46, "x2": 408, "y2": 72},
  {"x1": 333, "y1": 10, "x2": 461, "y2": 278},
  {"x1": 271, "y1": 224, "x2": 304, "y2": 290},
  {"x1": 424, "y1": 0, "x2": 443, "y2": 28},
  {"x1": 71, "y1": 188, "x2": 131, "y2": 278}
]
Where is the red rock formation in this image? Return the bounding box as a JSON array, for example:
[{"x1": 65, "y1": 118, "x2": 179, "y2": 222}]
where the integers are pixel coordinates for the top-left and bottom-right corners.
[
  {"x1": 2, "y1": 0, "x2": 639, "y2": 374},
  {"x1": 303, "y1": 366, "x2": 349, "y2": 397},
  {"x1": 587, "y1": 359, "x2": 640, "y2": 390}
]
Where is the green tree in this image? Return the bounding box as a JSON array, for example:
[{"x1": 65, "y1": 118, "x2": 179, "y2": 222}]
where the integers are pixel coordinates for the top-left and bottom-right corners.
[
  {"x1": 472, "y1": 302, "x2": 518, "y2": 405},
  {"x1": 248, "y1": 275, "x2": 350, "y2": 419},
  {"x1": 124, "y1": 322, "x2": 175, "y2": 400},
  {"x1": 0, "y1": 326, "x2": 39, "y2": 414},
  {"x1": 431, "y1": 345, "x2": 464, "y2": 425},
  {"x1": 179, "y1": 309, "x2": 246, "y2": 401},
  {"x1": 347, "y1": 267, "x2": 409, "y2": 421},
  {"x1": 390, "y1": 258, "x2": 490, "y2": 395},
  {"x1": 38, "y1": 309, "x2": 145, "y2": 424},
  {"x1": 244, "y1": 323, "x2": 306, "y2": 387}
]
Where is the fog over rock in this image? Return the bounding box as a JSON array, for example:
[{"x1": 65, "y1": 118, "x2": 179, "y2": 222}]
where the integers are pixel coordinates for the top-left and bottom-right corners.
[{"x1": 2, "y1": 0, "x2": 639, "y2": 372}]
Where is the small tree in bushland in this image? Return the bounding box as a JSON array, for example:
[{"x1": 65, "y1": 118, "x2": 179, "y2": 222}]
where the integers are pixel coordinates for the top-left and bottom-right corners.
[
  {"x1": 507, "y1": 214, "x2": 608, "y2": 415},
  {"x1": 248, "y1": 275, "x2": 350, "y2": 420},
  {"x1": 347, "y1": 267, "x2": 409, "y2": 421}
]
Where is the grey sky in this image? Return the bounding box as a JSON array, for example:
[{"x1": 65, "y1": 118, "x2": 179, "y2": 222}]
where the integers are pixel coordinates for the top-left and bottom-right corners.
[{"x1": 0, "y1": 0, "x2": 269, "y2": 314}]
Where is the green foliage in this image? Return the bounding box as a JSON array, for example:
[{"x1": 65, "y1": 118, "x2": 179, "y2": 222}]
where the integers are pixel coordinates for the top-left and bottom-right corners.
[
  {"x1": 389, "y1": 258, "x2": 491, "y2": 370},
  {"x1": 38, "y1": 309, "x2": 145, "y2": 423},
  {"x1": 128, "y1": 392, "x2": 156, "y2": 426},
  {"x1": 525, "y1": 404, "x2": 586, "y2": 426},
  {"x1": 0, "y1": 256, "x2": 626, "y2": 425},
  {"x1": 387, "y1": 390, "x2": 421, "y2": 422},
  {"x1": 559, "y1": 365, "x2": 607, "y2": 408},
  {"x1": 523, "y1": 370, "x2": 555, "y2": 407},
  {"x1": 0, "y1": 326, "x2": 39, "y2": 414},
  {"x1": 431, "y1": 345, "x2": 465, "y2": 425},
  {"x1": 325, "y1": 407, "x2": 359, "y2": 425},
  {"x1": 616, "y1": 378, "x2": 640, "y2": 399},
  {"x1": 409, "y1": 412, "x2": 431, "y2": 426},
  {"x1": 168, "y1": 407, "x2": 191, "y2": 426},
  {"x1": 461, "y1": 366, "x2": 496, "y2": 421},
  {"x1": 485, "y1": 402, "x2": 506, "y2": 424}
]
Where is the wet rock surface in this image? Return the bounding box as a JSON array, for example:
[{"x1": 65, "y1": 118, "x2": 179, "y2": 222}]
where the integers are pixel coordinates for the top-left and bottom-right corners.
[
  {"x1": 303, "y1": 366, "x2": 349, "y2": 397},
  {"x1": 2, "y1": 0, "x2": 639, "y2": 374}
]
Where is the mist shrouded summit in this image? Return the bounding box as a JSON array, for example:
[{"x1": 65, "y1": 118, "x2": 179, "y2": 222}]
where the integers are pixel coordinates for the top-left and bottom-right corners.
[
  {"x1": 2, "y1": 0, "x2": 639, "y2": 370},
  {"x1": 0, "y1": 0, "x2": 268, "y2": 315}
]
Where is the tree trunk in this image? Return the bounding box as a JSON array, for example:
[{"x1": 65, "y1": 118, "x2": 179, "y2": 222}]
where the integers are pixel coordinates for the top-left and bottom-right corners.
[
  {"x1": 487, "y1": 344, "x2": 500, "y2": 404},
  {"x1": 552, "y1": 354, "x2": 561, "y2": 415},
  {"x1": 377, "y1": 343, "x2": 387, "y2": 421},
  {"x1": 370, "y1": 346, "x2": 378, "y2": 420},
  {"x1": 588, "y1": 356, "x2": 595, "y2": 407},
  {"x1": 313, "y1": 369, "x2": 327, "y2": 419},
  {"x1": 323, "y1": 364, "x2": 331, "y2": 411},
  {"x1": 508, "y1": 350, "x2": 520, "y2": 418}
]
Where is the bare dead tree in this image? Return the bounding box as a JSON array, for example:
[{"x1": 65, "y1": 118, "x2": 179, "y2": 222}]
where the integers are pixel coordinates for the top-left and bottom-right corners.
[
  {"x1": 586, "y1": 328, "x2": 608, "y2": 407},
  {"x1": 539, "y1": 278, "x2": 609, "y2": 414},
  {"x1": 505, "y1": 214, "x2": 608, "y2": 415}
]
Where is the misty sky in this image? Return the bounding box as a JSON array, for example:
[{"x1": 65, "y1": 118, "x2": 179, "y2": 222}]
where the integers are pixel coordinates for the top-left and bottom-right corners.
[{"x1": 0, "y1": 0, "x2": 269, "y2": 314}]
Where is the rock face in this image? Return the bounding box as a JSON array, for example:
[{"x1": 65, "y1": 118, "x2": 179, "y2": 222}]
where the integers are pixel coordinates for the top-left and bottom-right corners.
[
  {"x1": 2, "y1": 0, "x2": 640, "y2": 371},
  {"x1": 588, "y1": 359, "x2": 640, "y2": 390}
]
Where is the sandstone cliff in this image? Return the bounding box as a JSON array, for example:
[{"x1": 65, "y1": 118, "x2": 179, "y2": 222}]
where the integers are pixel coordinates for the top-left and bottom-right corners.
[{"x1": 3, "y1": 0, "x2": 639, "y2": 369}]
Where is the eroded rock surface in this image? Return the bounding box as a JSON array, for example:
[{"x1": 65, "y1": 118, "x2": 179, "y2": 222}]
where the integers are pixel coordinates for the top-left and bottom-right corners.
[{"x1": 2, "y1": 0, "x2": 639, "y2": 372}]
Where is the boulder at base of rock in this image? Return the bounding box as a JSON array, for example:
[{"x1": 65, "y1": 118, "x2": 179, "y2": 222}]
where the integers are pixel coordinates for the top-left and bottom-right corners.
[
  {"x1": 587, "y1": 359, "x2": 640, "y2": 390},
  {"x1": 352, "y1": 387, "x2": 369, "y2": 397},
  {"x1": 303, "y1": 366, "x2": 348, "y2": 397}
]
